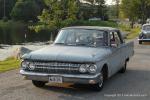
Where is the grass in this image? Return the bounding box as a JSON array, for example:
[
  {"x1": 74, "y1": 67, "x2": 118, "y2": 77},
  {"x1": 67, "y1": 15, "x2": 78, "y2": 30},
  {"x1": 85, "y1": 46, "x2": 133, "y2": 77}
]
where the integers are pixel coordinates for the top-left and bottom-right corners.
[
  {"x1": 119, "y1": 24, "x2": 141, "y2": 39},
  {"x1": 126, "y1": 27, "x2": 141, "y2": 39},
  {"x1": 0, "y1": 57, "x2": 20, "y2": 73}
]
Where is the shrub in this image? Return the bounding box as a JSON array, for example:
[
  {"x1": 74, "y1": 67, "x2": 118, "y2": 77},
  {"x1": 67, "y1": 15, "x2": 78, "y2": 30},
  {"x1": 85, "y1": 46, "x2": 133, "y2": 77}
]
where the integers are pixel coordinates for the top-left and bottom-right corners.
[{"x1": 0, "y1": 20, "x2": 51, "y2": 44}]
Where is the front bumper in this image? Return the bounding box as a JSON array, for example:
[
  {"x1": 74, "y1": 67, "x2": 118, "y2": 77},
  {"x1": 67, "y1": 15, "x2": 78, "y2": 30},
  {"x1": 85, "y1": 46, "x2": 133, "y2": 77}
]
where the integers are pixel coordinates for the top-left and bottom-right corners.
[
  {"x1": 20, "y1": 70, "x2": 100, "y2": 84},
  {"x1": 138, "y1": 39, "x2": 150, "y2": 42}
]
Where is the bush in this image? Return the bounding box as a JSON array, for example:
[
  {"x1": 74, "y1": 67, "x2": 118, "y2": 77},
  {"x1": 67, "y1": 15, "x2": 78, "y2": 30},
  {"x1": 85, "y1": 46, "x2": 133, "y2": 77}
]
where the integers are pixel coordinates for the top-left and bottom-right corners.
[
  {"x1": 70, "y1": 20, "x2": 118, "y2": 27},
  {"x1": 127, "y1": 27, "x2": 140, "y2": 39},
  {"x1": 0, "y1": 20, "x2": 51, "y2": 44},
  {"x1": 119, "y1": 23, "x2": 140, "y2": 39},
  {"x1": 10, "y1": 0, "x2": 42, "y2": 22},
  {"x1": 0, "y1": 20, "x2": 118, "y2": 44}
]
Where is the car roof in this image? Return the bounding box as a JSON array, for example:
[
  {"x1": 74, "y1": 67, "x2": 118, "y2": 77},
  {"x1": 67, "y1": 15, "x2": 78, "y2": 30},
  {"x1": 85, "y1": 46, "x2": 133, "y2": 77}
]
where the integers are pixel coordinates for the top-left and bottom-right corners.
[{"x1": 62, "y1": 26, "x2": 119, "y2": 31}]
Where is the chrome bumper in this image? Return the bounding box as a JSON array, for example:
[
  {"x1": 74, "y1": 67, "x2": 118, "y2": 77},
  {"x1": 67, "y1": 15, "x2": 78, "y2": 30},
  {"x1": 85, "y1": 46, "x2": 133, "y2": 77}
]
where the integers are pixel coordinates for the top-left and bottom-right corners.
[
  {"x1": 20, "y1": 70, "x2": 100, "y2": 84},
  {"x1": 138, "y1": 39, "x2": 150, "y2": 42}
]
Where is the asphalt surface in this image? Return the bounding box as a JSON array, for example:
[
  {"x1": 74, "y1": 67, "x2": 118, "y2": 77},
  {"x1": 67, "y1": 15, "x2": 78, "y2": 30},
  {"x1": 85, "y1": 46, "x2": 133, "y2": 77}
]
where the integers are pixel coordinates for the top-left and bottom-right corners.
[{"x1": 0, "y1": 40, "x2": 150, "y2": 100}]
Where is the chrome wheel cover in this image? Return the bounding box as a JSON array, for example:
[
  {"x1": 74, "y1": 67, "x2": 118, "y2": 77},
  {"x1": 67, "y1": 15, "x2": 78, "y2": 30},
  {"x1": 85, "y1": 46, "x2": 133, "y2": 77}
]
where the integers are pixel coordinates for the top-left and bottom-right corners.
[{"x1": 99, "y1": 73, "x2": 103, "y2": 87}]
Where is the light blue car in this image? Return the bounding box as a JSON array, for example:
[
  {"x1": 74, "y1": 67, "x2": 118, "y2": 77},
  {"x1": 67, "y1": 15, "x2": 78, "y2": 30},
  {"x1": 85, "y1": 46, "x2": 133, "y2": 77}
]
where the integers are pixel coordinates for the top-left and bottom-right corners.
[
  {"x1": 139, "y1": 24, "x2": 150, "y2": 44},
  {"x1": 20, "y1": 26, "x2": 134, "y2": 91}
]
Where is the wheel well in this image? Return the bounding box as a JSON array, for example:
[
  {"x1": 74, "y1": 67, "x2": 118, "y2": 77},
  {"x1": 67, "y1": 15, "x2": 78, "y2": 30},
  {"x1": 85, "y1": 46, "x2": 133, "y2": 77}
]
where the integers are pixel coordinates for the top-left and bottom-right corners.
[
  {"x1": 126, "y1": 58, "x2": 129, "y2": 62},
  {"x1": 102, "y1": 64, "x2": 108, "y2": 80}
]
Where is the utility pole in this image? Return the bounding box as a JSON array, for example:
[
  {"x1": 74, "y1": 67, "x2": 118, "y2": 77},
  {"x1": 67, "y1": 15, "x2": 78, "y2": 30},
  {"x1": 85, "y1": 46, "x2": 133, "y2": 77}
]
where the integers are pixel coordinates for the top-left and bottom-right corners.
[
  {"x1": 115, "y1": 0, "x2": 119, "y2": 19},
  {"x1": 3, "y1": 0, "x2": 6, "y2": 18}
]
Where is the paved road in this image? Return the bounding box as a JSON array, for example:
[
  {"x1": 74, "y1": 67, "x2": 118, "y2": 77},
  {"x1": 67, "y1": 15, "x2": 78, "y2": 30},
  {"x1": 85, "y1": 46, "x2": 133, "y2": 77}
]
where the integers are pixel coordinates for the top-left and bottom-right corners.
[{"x1": 0, "y1": 40, "x2": 150, "y2": 100}]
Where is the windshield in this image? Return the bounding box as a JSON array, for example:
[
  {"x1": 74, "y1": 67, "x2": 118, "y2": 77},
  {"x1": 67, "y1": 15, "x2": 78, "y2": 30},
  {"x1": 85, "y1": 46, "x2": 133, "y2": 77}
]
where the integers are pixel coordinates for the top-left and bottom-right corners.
[
  {"x1": 54, "y1": 29, "x2": 108, "y2": 47},
  {"x1": 143, "y1": 25, "x2": 150, "y2": 31}
]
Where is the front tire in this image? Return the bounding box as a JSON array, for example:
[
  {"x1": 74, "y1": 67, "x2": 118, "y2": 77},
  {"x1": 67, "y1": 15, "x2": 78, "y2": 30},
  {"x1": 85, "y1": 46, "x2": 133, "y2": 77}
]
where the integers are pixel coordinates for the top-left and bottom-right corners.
[
  {"x1": 92, "y1": 71, "x2": 104, "y2": 91},
  {"x1": 139, "y1": 41, "x2": 142, "y2": 44},
  {"x1": 119, "y1": 61, "x2": 127, "y2": 73},
  {"x1": 32, "y1": 80, "x2": 46, "y2": 87}
]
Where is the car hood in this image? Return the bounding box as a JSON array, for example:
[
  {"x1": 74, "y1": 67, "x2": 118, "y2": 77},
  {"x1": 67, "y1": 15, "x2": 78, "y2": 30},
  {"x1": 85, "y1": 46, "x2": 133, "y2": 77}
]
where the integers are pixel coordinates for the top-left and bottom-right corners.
[{"x1": 23, "y1": 45, "x2": 112, "y2": 63}]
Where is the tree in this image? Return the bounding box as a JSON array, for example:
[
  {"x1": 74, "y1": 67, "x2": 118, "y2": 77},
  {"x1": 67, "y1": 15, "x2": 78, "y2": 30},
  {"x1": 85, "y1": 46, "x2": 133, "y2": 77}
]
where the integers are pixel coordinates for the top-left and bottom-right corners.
[
  {"x1": 134, "y1": 0, "x2": 150, "y2": 24},
  {"x1": 31, "y1": 0, "x2": 79, "y2": 41},
  {"x1": 33, "y1": 0, "x2": 78, "y2": 32},
  {"x1": 95, "y1": 0, "x2": 107, "y2": 20},
  {"x1": 113, "y1": 0, "x2": 120, "y2": 19},
  {"x1": 81, "y1": 0, "x2": 107, "y2": 20},
  {"x1": 121, "y1": 0, "x2": 150, "y2": 26},
  {"x1": 0, "y1": 0, "x2": 17, "y2": 19},
  {"x1": 11, "y1": 0, "x2": 45, "y2": 22},
  {"x1": 121, "y1": 0, "x2": 138, "y2": 27},
  {"x1": 107, "y1": 5, "x2": 117, "y2": 19}
]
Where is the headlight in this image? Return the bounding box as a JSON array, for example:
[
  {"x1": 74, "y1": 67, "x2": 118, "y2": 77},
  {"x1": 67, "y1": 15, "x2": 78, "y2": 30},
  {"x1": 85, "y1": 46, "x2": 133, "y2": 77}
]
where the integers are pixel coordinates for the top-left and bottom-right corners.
[
  {"x1": 28, "y1": 63, "x2": 35, "y2": 70},
  {"x1": 21, "y1": 61, "x2": 29, "y2": 69},
  {"x1": 88, "y1": 65, "x2": 97, "y2": 73},
  {"x1": 79, "y1": 64, "x2": 87, "y2": 73}
]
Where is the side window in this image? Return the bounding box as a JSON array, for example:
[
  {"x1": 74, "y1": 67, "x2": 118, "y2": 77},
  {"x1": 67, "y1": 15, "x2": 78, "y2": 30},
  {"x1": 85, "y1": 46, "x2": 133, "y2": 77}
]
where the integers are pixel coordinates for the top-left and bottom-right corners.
[
  {"x1": 110, "y1": 31, "x2": 121, "y2": 47},
  {"x1": 114, "y1": 32, "x2": 121, "y2": 45}
]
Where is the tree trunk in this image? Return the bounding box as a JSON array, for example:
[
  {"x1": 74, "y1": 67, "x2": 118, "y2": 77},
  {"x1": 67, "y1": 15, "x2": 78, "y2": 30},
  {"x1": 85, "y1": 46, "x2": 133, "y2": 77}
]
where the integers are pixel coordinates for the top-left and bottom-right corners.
[{"x1": 130, "y1": 20, "x2": 134, "y2": 29}]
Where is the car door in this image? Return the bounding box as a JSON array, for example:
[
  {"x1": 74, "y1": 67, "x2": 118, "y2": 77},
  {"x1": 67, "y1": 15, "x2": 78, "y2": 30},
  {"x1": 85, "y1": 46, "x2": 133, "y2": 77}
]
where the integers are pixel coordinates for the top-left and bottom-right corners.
[
  {"x1": 116, "y1": 31, "x2": 128, "y2": 68},
  {"x1": 108, "y1": 31, "x2": 122, "y2": 75}
]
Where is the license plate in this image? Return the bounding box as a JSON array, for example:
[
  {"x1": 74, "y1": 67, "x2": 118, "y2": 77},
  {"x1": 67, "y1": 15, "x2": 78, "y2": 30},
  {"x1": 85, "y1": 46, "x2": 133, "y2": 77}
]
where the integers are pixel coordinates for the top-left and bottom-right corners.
[{"x1": 49, "y1": 76, "x2": 63, "y2": 83}]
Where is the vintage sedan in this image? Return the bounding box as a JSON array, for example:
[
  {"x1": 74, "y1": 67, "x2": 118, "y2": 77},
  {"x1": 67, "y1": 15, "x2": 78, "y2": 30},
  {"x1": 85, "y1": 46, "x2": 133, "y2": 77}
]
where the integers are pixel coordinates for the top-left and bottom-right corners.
[
  {"x1": 20, "y1": 26, "x2": 134, "y2": 91},
  {"x1": 138, "y1": 24, "x2": 150, "y2": 44}
]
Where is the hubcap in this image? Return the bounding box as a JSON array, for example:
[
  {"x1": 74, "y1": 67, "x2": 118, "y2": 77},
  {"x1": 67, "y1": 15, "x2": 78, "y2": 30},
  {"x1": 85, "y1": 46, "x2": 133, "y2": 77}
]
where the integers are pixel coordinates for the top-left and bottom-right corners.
[{"x1": 99, "y1": 73, "x2": 103, "y2": 87}]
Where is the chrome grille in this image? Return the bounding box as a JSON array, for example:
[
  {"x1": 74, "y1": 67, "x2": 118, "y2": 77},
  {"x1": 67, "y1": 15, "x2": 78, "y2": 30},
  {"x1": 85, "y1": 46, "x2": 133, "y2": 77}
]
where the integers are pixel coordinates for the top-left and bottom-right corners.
[
  {"x1": 26, "y1": 62, "x2": 81, "y2": 74},
  {"x1": 147, "y1": 34, "x2": 150, "y2": 38}
]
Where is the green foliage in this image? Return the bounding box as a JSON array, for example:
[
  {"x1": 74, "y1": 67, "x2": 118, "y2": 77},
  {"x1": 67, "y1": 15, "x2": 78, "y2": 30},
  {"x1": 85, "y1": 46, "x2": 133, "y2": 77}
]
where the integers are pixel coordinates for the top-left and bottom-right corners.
[
  {"x1": 0, "y1": 20, "x2": 51, "y2": 44},
  {"x1": 121, "y1": 0, "x2": 150, "y2": 24},
  {"x1": 10, "y1": 0, "x2": 44, "y2": 22},
  {"x1": 33, "y1": 0, "x2": 79, "y2": 32},
  {"x1": 0, "y1": 0, "x2": 17, "y2": 19},
  {"x1": 119, "y1": 24, "x2": 131, "y2": 32},
  {"x1": 0, "y1": 57, "x2": 20, "y2": 73},
  {"x1": 0, "y1": 20, "x2": 26, "y2": 44},
  {"x1": 127, "y1": 27, "x2": 140, "y2": 39},
  {"x1": 72, "y1": 20, "x2": 118, "y2": 27},
  {"x1": 79, "y1": 0, "x2": 107, "y2": 20},
  {"x1": 107, "y1": 5, "x2": 117, "y2": 19},
  {"x1": 119, "y1": 23, "x2": 140, "y2": 39}
]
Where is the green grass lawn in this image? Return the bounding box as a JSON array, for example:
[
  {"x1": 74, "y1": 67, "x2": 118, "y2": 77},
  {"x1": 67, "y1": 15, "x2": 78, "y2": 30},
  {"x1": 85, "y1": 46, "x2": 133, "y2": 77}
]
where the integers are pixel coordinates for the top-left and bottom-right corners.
[
  {"x1": 0, "y1": 58, "x2": 20, "y2": 73},
  {"x1": 119, "y1": 24, "x2": 141, "y2": 39},
  {"x1": 126, "y1": 28, "x2": 140, "y2": 39}
]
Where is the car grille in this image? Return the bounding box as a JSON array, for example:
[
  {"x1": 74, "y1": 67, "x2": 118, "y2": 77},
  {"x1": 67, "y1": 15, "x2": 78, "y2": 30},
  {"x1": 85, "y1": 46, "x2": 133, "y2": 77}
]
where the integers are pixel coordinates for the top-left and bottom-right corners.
[
  {"x1": 147, "y1": 34, "x2": 150, "y2": 38},
  {"x1": 143, "y1": 34, "x2": 150, "y2": 39},
  {"x1": 26, "y1": 62, "x2": 81, "y2": 74}
]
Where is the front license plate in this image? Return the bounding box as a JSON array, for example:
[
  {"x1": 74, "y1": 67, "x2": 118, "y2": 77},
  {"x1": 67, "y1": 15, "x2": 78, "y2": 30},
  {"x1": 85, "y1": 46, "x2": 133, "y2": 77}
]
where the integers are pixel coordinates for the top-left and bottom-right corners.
[{"x1": 49, "y1": 76, "x2": 63, "y2": 83}]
